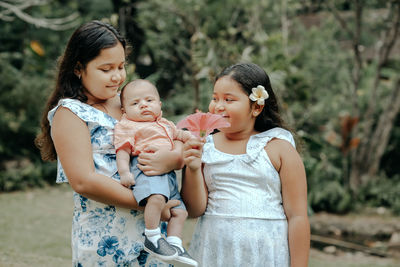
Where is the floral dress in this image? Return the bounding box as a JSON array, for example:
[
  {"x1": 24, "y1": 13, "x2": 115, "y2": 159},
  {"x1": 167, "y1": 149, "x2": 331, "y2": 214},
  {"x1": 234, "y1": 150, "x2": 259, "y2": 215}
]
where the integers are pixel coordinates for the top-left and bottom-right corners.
[
  {"x1": 189, "y1": 128, "x2": 294, "y2": 267},
  {"x1": 48, "y1": 99, "x2": 171, "y2": 267}
]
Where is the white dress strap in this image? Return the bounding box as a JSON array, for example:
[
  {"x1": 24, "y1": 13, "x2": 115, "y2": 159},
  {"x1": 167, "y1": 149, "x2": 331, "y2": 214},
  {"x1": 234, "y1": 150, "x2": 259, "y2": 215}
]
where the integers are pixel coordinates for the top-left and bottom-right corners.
[
  {"x1": 245, "y1": 127, "x2": 295, "y2": 163},
  {"x1": 251, "y1": 127, "x2": 295, "y2": 147}
]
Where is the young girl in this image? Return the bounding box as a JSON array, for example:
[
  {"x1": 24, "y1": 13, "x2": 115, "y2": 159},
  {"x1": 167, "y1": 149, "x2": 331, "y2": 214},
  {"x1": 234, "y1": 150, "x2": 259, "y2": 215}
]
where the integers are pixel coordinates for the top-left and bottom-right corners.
[
  {"x1": 35, "y1": 21, "x2": 182, "y2": 266},
  {"x1": 115, "y1": 79, "x2": 197, "y2": 266},
  {"x1": 181, "y1": 63, "x2": 310, "y2": 267}
]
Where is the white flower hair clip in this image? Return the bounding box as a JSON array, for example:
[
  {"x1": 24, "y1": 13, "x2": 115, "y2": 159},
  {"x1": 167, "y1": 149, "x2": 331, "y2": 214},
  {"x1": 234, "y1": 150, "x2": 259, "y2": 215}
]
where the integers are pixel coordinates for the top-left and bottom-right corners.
[{"x1": 249, "y1": 85, "x2": 269, "y2": 105}]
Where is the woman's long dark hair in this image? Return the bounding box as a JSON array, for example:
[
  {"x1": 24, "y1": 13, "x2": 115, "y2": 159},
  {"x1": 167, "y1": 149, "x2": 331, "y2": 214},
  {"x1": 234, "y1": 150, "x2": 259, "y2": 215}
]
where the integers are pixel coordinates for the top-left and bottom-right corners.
[
  {"x1": 35, "y1": 20, "x2": 126, "y2": 161},
  {"x1": 216, "y1": 63, "x2": 286, "y2": 132}
]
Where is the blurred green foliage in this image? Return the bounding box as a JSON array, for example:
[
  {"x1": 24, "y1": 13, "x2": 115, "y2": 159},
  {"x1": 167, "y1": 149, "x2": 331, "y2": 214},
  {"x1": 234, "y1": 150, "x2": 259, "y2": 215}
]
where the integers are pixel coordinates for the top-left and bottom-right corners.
[
  {"x1": 0, "y1": 0, "x2": 399, "y2": 215},
  {"x1": 0, "y1": 0, "x2": 115, "y2": 190}
]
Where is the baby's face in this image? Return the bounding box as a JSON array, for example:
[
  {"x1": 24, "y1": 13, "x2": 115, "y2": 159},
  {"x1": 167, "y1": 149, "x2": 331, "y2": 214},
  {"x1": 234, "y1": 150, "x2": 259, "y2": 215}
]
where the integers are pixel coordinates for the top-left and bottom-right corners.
[{"x1": 122, "y1": 83, "x2": 162, "y2": 122}]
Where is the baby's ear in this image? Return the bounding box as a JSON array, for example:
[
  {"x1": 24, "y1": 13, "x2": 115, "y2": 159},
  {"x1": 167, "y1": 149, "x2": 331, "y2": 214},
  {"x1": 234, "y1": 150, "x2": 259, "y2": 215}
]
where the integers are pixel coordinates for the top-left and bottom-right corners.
[{"x1": 159, "y1": 101, "x2": 162, "y2": 107}]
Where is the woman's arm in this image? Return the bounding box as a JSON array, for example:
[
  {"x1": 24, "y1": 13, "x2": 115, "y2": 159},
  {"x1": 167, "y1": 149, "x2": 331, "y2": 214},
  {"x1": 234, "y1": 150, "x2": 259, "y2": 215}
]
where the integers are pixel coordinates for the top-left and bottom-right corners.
[
  {"x1": 136, "y1": 141, "x2": 184, "y2": 176},
  {"x1": 52, "y1": 107, "x2": 142, "y2": 210},
  {"x1": 181, "y1": 138, "x2": 208, "y2": 218},
  {"x1": 270, "y1": 140, "x2": 310, "y2": 267}
]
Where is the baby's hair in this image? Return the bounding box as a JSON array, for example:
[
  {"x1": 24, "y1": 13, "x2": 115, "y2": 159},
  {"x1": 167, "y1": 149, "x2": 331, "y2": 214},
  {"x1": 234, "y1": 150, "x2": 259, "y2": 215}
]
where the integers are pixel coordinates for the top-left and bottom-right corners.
[
  {"x1": 36, "y1": 20, "x2": 127, "y2": 161},
  {"x1": 216, "y1": 63, "x2": 286, "y2": 132}
]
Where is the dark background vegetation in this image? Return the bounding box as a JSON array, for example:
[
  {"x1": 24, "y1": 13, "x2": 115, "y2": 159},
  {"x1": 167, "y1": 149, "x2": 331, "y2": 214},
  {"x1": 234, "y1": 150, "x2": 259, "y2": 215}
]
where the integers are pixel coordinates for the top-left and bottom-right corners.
[{"x1": 0, "y1": 0, "x2": 399, "y2": 215}]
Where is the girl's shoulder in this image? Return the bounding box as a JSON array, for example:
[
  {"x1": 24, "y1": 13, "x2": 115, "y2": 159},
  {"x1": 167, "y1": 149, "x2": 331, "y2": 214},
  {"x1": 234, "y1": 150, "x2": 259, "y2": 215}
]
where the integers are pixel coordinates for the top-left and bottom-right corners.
[
  {"x1": 262, "y1": 128, "x2": 300, "y2": 171},
  {"x1": 247, "y1": 128, "x2": 296, "y2": 165},
  {"x1": 250, "y1": 127, "x2": 295, "y2": 148}
]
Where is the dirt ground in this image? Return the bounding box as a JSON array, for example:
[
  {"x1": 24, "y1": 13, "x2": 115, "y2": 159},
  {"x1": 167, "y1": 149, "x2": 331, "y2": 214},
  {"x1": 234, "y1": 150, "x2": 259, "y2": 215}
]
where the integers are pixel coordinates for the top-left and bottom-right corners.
[
  {"x1": 308, "y1": 211, "x2": 400, "y2": 266},
  {"x1": 308, "y1": 247, "x2": 399, "y2": 267}
]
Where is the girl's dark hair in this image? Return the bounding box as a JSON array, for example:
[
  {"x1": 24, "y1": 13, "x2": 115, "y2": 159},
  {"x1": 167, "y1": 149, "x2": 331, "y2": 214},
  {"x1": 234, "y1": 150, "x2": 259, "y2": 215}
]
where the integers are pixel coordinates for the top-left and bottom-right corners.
[
  {"x1": 216, "y1": 62, "x2": 286, "y2": 132},
  {"x1": 35, "y1": 20, "x2": 126, "y2": 161}
]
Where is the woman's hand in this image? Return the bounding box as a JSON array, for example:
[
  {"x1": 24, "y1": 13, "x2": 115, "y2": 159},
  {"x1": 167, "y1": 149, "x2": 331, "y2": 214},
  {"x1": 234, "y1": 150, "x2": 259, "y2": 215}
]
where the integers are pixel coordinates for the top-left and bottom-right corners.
[
  {"x1": 137, "y1": 144, "x2": 182, "y2": 176},
  {"x1": 160, "y1": 199, "x2": 181, "y2": 221},
  {"x1": 182, "y1": 138, "x2": 205, "y2": 171}
]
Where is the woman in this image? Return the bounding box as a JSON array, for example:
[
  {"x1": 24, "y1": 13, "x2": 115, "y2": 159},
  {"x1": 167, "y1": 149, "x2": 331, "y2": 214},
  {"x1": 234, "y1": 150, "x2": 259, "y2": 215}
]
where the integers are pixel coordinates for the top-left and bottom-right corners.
[{"x1": 35, "y1": 21, "x2": 182, "y2": 266}]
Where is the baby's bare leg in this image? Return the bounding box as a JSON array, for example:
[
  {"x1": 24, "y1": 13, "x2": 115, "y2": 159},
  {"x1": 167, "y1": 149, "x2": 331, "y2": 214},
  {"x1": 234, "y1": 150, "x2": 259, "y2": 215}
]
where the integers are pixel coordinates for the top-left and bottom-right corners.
[
  {"x1": 144, "y1": 194, "x2": 166, "y2": 229},
  {"x1": 167, "y1": 208, "x2": 188, "y2": 238},
  {"x1": 166, "y1": 208, "x2": 198, "y2": 266},
  {"x1": 143, "y1": 195, "x2": 178, "y2": 260}
]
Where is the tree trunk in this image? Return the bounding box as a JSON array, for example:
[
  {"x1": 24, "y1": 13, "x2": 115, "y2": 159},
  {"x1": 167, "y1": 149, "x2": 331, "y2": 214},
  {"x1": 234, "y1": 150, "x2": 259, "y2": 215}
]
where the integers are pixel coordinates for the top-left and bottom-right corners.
[
  {"x1": 349, "y1": 154, "x2": 363, "y2": 191},
  {"x1": 349, "y1": 79, "x2": 400, "y2": 191},
  {"x1": 342, "y1": 2, "x2": 400, "y2": 192},
  {"x1": 367, "y1": 79, "x2": 400, "y2": 177}
]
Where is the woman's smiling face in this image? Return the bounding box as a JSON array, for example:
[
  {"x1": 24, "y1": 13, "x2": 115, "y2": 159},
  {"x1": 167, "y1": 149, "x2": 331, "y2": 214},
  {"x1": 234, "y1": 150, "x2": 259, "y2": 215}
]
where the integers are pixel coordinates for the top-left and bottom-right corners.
[{"x1": 79, "y1": 42, "x2": 126, "y2": 104}]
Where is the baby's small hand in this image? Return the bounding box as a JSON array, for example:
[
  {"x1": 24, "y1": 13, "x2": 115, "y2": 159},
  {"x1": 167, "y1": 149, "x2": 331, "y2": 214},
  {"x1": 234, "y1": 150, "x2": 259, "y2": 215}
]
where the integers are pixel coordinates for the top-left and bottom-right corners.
[
  {"x1": 120, "y1": 172, "x2": 135, "y2": 187},
  {"x1": 182, "y1": 137, "x2": 205, "y2": 171}
]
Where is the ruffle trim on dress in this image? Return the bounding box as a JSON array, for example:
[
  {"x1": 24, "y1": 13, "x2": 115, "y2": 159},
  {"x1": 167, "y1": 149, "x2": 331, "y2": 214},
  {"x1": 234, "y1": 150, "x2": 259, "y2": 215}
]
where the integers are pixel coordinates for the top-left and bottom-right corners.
[
  {"x1": 244, "y1": 127, "x2": 295, "y2": 163},
  {"x1": 48, "y1": 98, "x2": 117, "y2": 127},
  {"x1": 202, "y1": 135, "x2": 237, "y2": 164},
  {"x1": 202, "y1": 127, "x2": 295, "y2": 164}
]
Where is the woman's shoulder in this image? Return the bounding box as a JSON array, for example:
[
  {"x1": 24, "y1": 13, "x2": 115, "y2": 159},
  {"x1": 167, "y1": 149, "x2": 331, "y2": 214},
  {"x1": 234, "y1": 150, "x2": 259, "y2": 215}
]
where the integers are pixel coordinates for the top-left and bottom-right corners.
[
  {"x1": 48, "y1": 99, "x2": 84, "y2": 124},
  {"x1": 48, "y1": 98, "x2": 117, "y2": 126}
]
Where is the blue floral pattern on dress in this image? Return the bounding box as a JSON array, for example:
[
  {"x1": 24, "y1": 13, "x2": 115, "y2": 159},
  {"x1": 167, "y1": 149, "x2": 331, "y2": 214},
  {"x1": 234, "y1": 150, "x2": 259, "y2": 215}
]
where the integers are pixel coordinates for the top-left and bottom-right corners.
[
  {"x1": 112, "y1": 249, "x2": 125, "y2": 264},
  {"x1": 97, "y1": 235, "x2": 119, "y2": 256},
  {"x1": 80, "y1": 195, "x2": 88, "y2": 212},
  {"x1": 48, "y1": 99, "x2": 172, "y2": 266},
  {"x1": 160, "y1": 222, "x2": 168, "y2": 236}
]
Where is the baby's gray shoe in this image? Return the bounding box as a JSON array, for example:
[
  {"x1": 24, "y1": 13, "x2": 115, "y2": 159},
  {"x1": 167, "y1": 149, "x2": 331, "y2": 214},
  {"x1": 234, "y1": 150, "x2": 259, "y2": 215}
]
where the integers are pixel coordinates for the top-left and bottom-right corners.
[
  {"x1": 144, "y1": 236, "x2": 178, "y2": 261},
  {"x1": 170, "y1": 245, "x2": 198, "y2": 266}
]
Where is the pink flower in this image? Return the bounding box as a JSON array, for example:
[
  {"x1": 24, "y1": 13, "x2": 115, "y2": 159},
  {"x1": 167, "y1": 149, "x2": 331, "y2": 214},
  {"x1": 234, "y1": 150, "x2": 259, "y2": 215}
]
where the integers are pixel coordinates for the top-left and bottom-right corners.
[{"x1": 177, "y1": 112, "x2": 231, "y2": 138}]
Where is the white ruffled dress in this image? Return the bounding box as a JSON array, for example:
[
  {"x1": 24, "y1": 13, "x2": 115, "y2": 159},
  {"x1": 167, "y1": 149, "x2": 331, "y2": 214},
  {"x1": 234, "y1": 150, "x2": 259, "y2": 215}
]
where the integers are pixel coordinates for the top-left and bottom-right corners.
[{"x1": 189, "y1": 128, "x2": 295, "y2": 267}]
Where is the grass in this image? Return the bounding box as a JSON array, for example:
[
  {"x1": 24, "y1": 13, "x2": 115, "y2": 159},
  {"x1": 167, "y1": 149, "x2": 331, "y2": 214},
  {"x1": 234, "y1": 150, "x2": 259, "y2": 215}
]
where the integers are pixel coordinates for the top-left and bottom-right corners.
[
  {"x1": 0, "y1": 185, "x2": 72, "y2": 267},
  {"x1": 0, "y1": 185, "x2": 399, "y2": 267}
]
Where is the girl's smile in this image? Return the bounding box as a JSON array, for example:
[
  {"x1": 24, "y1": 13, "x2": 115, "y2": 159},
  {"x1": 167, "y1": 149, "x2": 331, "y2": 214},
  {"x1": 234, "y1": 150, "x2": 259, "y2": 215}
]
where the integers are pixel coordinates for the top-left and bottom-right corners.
[{"x1": 209, "y1": 76, "x2": 257, "y2": 137}]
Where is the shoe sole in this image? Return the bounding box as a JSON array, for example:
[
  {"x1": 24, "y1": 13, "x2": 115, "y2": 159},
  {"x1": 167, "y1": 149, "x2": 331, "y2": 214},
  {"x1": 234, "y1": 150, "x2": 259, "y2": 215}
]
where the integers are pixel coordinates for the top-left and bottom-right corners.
[
  {"x1": 144, "y1": 247, "x2": 178, "y2": 261},
  {"x1": 172, "y1": 256, "x2": 198, "y2": 266}
]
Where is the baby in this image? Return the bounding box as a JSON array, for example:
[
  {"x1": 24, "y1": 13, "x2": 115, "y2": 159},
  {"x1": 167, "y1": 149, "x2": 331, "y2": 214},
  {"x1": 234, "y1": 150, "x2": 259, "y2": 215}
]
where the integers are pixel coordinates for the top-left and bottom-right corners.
[{"x1": 114, "y1": 79, "x2": 197, "y2": 266}]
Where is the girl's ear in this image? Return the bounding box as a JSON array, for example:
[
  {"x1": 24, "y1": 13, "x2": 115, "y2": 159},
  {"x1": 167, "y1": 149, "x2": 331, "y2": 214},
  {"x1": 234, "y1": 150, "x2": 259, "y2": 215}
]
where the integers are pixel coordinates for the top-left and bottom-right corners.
[
  {"x1": 74, "y1": 62, "x2": 83, "y2": 78},
  {"x1": 252, "y1": 103, "x2": 264, "y2": 117}
]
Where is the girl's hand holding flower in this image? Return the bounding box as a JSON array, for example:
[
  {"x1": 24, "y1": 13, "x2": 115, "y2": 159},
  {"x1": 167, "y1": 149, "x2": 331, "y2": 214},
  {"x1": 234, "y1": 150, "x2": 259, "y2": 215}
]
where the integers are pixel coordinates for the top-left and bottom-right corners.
[
  {"x1": 178, "y1": 111, "x2": 230, "y2": 171},
  {"x1": 183, "y1": 138, "x2": 205, "y2": 171}
]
